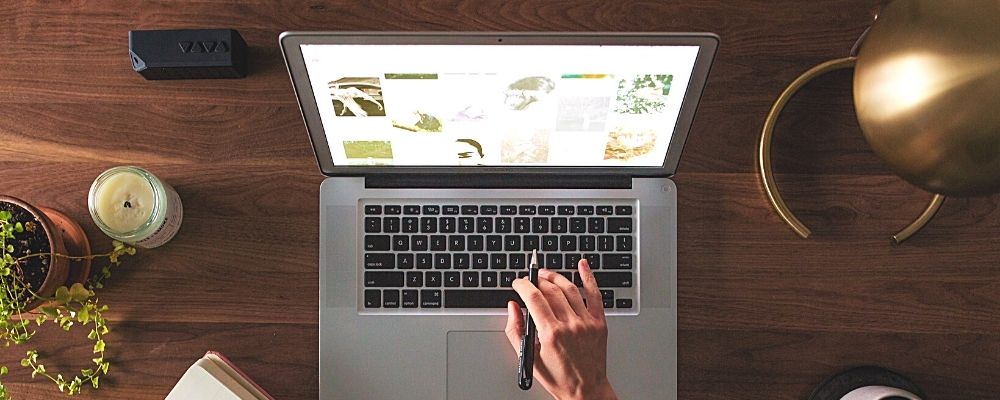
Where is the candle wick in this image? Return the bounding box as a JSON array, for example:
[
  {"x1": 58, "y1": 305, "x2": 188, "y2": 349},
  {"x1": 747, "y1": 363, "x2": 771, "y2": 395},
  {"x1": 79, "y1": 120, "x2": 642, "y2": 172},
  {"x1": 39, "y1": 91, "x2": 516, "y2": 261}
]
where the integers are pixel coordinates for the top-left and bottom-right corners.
[{"x1": 124, "y1": 201, "x2": 132, "y2": 209}]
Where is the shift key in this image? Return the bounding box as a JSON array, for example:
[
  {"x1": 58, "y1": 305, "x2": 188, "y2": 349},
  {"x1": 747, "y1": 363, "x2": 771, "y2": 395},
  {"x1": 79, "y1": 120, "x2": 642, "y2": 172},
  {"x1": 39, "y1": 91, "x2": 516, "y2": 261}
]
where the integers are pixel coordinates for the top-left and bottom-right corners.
[
  {"x1": 365, "y1": 272, "x2": 404, "y2": 287},
  {"x1": 593, "y1": 272, "x2": 633, "y2": 287}
]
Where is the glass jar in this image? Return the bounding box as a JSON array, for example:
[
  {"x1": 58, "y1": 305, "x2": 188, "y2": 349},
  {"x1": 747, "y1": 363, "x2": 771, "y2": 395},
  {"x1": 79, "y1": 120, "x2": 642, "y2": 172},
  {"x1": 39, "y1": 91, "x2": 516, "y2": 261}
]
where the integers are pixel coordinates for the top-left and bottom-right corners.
[{"x1": 88, "y1": 166, "x2": 183, "y2": 248}]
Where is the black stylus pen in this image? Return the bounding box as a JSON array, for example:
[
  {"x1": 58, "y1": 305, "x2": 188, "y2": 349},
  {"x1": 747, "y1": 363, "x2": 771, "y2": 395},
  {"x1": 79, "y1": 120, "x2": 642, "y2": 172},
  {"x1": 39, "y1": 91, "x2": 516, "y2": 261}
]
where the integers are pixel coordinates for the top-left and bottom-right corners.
[{"x1": 518, "y1": 249, "x2": 540, "y2": 390}]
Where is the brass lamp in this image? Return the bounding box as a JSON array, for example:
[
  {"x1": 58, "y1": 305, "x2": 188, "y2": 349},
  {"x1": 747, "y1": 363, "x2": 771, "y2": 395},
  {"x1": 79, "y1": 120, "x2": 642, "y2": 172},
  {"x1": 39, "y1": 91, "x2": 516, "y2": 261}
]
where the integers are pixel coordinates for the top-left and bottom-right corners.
[{"x1": 758, "y1": 0, "x2": 1000, "y2": 243}]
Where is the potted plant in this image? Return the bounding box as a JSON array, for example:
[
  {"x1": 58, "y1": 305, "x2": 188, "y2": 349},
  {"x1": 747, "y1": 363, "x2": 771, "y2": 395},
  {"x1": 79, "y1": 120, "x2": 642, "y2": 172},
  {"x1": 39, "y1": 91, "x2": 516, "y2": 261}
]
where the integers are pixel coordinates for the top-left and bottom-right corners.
[{"x1": 0, "y1": 195, "x2": 133, "y2": 399}]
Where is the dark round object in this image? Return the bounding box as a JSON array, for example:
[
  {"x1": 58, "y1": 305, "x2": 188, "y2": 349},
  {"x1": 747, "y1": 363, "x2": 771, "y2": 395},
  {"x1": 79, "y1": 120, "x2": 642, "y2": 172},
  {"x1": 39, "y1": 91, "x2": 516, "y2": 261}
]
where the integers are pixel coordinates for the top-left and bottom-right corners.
[{"x1": 809, "y1": 366, "x2": 925, "y2": 400}]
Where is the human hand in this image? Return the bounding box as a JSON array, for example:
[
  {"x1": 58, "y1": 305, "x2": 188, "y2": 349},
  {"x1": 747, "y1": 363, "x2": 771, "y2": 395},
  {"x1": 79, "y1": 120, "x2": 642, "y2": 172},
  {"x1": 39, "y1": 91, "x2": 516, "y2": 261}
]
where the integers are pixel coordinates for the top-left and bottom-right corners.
[{"x1": 505, "y1": 259, "x2": 618, "y2": 400}]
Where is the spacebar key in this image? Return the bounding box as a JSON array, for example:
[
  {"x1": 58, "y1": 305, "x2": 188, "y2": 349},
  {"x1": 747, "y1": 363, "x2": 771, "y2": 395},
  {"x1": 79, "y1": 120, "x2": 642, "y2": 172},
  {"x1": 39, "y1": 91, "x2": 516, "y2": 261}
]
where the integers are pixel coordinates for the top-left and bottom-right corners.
[{"x1": 445, "y1": 290, "x2": 522, "y2": 308}]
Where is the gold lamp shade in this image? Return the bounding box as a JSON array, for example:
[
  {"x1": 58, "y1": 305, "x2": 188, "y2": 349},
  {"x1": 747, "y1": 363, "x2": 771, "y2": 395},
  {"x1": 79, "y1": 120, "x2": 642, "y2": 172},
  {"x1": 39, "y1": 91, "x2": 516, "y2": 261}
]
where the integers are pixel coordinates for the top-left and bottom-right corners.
[
  {"x1": 758, "y1": 0, "x2": 1000, "y2": 242},
  {"x1": 856, "y1": 0, "x2": 1000, "y2": 196}
]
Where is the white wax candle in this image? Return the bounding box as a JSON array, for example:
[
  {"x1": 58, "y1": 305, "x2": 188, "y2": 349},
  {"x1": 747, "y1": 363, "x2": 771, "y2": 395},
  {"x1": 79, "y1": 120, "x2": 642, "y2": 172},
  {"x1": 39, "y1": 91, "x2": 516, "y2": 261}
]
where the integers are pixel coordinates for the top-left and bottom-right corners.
[{"x1": 93, "y1": 172, "x2": 155, "y2": 233}]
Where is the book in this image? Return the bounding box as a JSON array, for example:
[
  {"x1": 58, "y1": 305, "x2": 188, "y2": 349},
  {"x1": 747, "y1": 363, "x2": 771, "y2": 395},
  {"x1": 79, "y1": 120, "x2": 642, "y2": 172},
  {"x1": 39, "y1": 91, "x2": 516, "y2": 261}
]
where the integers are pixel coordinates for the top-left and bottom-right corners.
[{"x1": 165, "y1": 351, "x2": 275, "y2": 400}]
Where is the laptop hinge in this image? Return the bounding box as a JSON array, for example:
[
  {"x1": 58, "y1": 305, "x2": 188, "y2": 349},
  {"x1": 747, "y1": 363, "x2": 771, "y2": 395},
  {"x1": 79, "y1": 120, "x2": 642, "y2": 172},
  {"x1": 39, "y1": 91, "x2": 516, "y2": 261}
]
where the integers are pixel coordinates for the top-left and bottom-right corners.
[{"x1": 365, "y1": 174, "x2": 632, "y2": 190}]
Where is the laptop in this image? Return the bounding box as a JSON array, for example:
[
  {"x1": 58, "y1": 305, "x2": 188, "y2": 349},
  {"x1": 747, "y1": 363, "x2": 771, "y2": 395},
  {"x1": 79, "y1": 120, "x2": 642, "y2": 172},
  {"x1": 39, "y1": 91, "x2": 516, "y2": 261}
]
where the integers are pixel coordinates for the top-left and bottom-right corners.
[{"x1": 280, "y1": 32, "x2": 717, "y2": 400}]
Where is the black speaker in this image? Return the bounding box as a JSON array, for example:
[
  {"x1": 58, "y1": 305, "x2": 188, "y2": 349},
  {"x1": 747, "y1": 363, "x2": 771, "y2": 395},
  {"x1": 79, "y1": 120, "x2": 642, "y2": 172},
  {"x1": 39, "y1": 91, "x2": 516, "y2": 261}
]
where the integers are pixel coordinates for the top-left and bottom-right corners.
[{"x1": 128, "y1": 29, "x2": 248, "y2": 80}]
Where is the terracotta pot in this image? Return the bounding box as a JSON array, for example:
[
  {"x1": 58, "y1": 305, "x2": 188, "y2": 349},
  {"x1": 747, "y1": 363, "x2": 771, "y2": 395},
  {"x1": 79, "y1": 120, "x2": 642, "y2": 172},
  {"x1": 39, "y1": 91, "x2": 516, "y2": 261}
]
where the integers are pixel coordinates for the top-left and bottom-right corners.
[{"x1": 0, "y1": 195, "x2": 92, "y2": 311}]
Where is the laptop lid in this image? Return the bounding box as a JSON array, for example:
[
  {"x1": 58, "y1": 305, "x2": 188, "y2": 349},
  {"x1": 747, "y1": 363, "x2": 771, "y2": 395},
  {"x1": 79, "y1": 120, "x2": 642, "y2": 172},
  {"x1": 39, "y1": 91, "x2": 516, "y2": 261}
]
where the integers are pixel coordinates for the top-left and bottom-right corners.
[{"x1": 280, "y1": 32, "x2": 717, "y2": 177}]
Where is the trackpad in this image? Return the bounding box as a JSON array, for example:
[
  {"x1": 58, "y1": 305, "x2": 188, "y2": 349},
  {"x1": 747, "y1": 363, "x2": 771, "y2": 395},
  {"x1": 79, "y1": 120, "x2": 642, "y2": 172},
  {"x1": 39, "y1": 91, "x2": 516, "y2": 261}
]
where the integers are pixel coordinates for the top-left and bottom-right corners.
[{"x1": 447, "y1": 331, "x2": 551, "y2": 400}]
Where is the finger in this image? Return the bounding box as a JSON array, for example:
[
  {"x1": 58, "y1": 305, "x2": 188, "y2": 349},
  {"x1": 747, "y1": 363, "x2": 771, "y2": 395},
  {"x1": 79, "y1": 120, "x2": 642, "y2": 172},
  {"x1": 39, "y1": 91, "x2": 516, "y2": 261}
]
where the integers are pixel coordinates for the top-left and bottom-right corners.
[
  {"x1": 504, "y1": 301, "x2": 525, "y2": 353},
  {"x1": 540, "y1": 269, "x2": 588, "y2": 317},
  {"x1": 537, "y1": 279, "x2": 573, "y2": 321},
  {"x1": 512, "y1": 278, "x2": 557, "y2": 329},
  {"x1": 578, "y1": 259, "x2": 605, "y2": 320}
]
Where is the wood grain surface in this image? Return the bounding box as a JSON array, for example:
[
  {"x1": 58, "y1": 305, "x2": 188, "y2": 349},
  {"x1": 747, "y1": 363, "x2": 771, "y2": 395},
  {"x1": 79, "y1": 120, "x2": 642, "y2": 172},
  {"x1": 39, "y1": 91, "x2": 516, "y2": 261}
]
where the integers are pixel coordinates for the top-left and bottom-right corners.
[{"x1": 1, "y1": 1, "x2": 998, "y2": 399}]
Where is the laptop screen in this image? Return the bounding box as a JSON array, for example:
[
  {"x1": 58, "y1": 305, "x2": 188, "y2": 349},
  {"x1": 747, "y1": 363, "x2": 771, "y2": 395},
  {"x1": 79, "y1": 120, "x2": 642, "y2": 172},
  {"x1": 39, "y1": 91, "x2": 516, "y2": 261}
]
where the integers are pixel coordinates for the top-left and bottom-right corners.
[{"x1": 300, "y1": 44, "x2": 701, "y2": 167}]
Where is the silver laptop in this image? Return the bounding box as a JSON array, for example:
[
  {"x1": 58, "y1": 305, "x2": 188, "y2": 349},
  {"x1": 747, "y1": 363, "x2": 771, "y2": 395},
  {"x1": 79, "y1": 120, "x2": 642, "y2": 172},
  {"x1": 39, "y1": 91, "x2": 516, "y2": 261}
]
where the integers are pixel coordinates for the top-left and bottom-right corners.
[{"x1": 280, "y1": 32, "x2": 717, "y2": 400}]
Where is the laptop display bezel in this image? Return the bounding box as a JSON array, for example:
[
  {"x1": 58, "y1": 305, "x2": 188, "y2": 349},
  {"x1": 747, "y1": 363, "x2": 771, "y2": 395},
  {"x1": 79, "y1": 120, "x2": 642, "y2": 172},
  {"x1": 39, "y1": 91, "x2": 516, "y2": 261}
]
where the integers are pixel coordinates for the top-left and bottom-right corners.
[{"x1": 280, "y1": 32, "x2": 718, "y2": 178}]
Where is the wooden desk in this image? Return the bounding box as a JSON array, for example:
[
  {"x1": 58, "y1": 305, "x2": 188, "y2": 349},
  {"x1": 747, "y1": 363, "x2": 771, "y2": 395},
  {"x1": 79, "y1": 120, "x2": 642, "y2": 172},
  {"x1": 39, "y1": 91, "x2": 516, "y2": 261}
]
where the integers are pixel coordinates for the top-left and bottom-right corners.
[{"x1": 1, "y1": 1, "x2": 997, "y2": 399}]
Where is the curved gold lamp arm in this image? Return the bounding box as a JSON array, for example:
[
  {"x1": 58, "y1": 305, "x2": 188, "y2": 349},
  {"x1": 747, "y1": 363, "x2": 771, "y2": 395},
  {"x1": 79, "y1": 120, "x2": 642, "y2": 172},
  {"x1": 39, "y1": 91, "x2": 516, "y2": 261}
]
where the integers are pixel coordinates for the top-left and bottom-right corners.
[{"x1": 757, "y1": 57, "x2": 946, "y2": 243}]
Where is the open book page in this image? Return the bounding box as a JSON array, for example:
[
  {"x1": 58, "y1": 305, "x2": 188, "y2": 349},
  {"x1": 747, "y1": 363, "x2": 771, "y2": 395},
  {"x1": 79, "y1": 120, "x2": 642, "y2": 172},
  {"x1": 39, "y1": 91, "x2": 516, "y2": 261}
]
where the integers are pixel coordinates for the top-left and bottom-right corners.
[
  {"x1": 204, "y1": 352, "x2": 274, "y2": 400},
  {"x1": 164, "y1": 357, "x2": 262, "y2": 400}
]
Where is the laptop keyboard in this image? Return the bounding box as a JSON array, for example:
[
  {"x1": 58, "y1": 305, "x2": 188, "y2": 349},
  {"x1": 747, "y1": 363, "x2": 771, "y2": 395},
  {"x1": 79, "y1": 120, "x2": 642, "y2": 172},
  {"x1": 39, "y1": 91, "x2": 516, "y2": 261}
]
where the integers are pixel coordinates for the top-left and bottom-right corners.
[{"x1": 360, "y1": 200, "x2": 638, "y2": 314}]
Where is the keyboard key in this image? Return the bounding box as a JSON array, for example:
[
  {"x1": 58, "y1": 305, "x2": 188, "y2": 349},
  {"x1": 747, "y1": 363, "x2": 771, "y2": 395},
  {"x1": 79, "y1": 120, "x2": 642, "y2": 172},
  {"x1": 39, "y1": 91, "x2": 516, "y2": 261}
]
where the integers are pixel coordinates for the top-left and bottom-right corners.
[
  {"x1": 443, "y1": 205, "x2": 460, "y2": 215},
  {"x1": 459, "y1": 217, "x2": 475, "y2": 233},
  {"x1": 593, "y1": 272, "x2": 633, "y2": 287},
  {"x1": 541, "y1": 235, "x2": 558, "y2": 251},
  {"x1": 601, "y1": 290, "x2": 615, "y2": 300},
  {"x1": 364, "y1": 217, "x2": 381, "y2": 233},
  {"x1": 532, "y1": 217, "x2": 549, "y2": 233},
  {"x1": 519, "y1": 205, "x2": 537, "y2": 215},
  {"x1": 461, "y1": 205, "x2": 479, "y2": 215},
  {"x1": 402, "y1": 290, "x2": 418, "y2": 308},
  {"x1": 616, "y1": 298, "x2": 633, "y2": 308},
  {"x1": 495, "y1": 217, "x2": 511, "y2": 233},
  {"x1": 500, "y1": 272, "x2": 517, "y2": 287},
  {"x1": 422, "y1": 205, "x2": 440, "y2": 215},
  {"x1": 430, "y1": 235, "x2": 447, "y2": 251},
  {"x1": 603, "y1": 254, "x2": 633, "y2": 269},
  {"x1": 365, "y1": 272, "x2": 403, "y2": 287},
  {"x1": 421, "y1": 290, "x2": 442, "y2": 308},
  {"x1": 588, "y1": 217, "x2": 605, "y2": 233},
  {"x1": 434, "y1": 254, "x2": 451, "y2": 269},
  {"x1": 514, "y1": 217, "x2": 530, "y2": 233},
  {"x1": 615, "y1": 206, "x2": 633, "y2": 215},
  {"x1": 426, "y1": 271, "x2": 442, "y2": 287},
  {"x1": 364, "y1": 205, "x2": 383, "y2": 215},
  {"x1": 565, "y1": 254, "x2": 582, "y2": 269},
  {"x1": 509, "y1": 253, "x2": 527, "y2": 269},
  {"x1": 383, "y1": 217, "x2": 400, "y2": 233},
  {"x1": 365, "y1": 290, "x2": 381, "y2": 308},
  {"x1": 448, "y1": 235, "x2": 465, "y2": 251},
  {"x1": 607, "y1": 218, "x2": 633, "y2": 233},
  {"x1": 397, "y1": 254, "x2": 414, "y2": 269},
  {"x1": 440, "y1": 217, "x2": 456, "y2": 233},
  {"x1": 445, "y1": 272, "x2": 461, "y2": 287},
  {"x1": 472, "y1": 253, "x2": 489, "y2": 269},
  {"x1": 411, "y1": 235, "x2": 428, "y2": 251},
  {"x1": 545, "y1": 254, "x2": 563, "y2": 269},
  {"x1": 476, "y1": 217, "x2": 493, "y2": 233},
  {"x1": 406, "y1": 271, "x2": 423, "y2": 287},
  {"x1": 402, "y1": 217, "x2": 418, "y2": 233},
  {"x1": 365, "y1": 235, "x2": 390, "y2": 251},
  {"x1": 580, "y1": 236, "x2": 596, "y2": 251},
  {"x1": 384, "y1": 205, "x2": 402, "y2": 215},
  {"x1": 404, "y1": 205, "x2": 421, "y2": 215},
  {"x1": 462, "y1": 272, "x2": 479, "y2": 287},
  {"x1": 539, "y1": 206, "x2": 556, "y2": 215},
  {"x1": 392, "y1": 235, "x2": 409, "y2": 251},
  {"x1": 444, "y1": 290, "x2": 521, "y2": 308},
  {"x1": 598, "y1": 235, "x2": 614, "y2": 251},
  {"x1": 557, "y1": 206, "x2": 575, "y2": 215},
  {"x1": 365, "y1": 253, "x2": 395, "y2": 269},
  {"x1": 570, "y1": 218, "x2": 587, "y2": 233},
  {"x1": 597, "y1": 206, "x2": 614, "y2": 215},
  {"x1": 504, "y1": 235, "x2": 521, "y2": 251},
  {"x1": 482, "y1": 272, "x2": 498, "y2": 287},
  {"x1": 603, "y1": 299, "x2": 614, "y2": 308},
  {"x1": 560, "y1": 236, "x2": 577, "y2": 251},
  {"x1": 454, "y1": 254, "x2": 470, "y2": 269},
  {"x1": 577, "y1": 206, "x2": 594, "y2": 215},
  {"x1": 481, "y1": 205, "x2": 498, "y2": 215},
  {"x1": 573, "y1": 273, "x2": 583, "y2": 287},
  {"x1": 416, "y1": 253, "x2": 432, "y2": 269},
  {"x1": 421, "y1": 217, "x2": 437, "y2": 233},
  {"x1": 551, "y1": 218, "x2": 568, "y2": 233},
  {"x1": 490, "y1": 254, "x2": 507, "y2": 269},
  {"x1": 486, "y1": 235, "x2": 502, "y2": 251},
  {"x1": 523, "y1": 235, "x2": 540, "y2": 252},
  {"x1": 383, "y1": 290, "x2": 400, "y2": 308},
  {"x1": 583, "y1": 253, "x2": 601, "y2": 269},
  {"x1": 616, "y1": 236, "x2": 633, "y2": 251},
  {"x1": 468, "y1": 235, "x2": 484, "y2": 251}
]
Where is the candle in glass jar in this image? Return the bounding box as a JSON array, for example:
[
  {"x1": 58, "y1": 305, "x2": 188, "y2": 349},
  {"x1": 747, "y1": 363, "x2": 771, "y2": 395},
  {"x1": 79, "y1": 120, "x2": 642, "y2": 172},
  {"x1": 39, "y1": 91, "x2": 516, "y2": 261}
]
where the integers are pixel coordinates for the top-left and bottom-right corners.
[{"x1": 89, "y1": 166, "x2": 183, "y2": 249}]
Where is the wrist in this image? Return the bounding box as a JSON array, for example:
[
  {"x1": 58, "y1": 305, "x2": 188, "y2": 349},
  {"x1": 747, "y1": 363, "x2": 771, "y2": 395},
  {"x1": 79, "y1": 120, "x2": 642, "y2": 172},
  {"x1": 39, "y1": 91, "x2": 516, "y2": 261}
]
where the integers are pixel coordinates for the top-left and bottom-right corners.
[{"x1": 561, "y1": 379, "x2": 617, "y2": 400}]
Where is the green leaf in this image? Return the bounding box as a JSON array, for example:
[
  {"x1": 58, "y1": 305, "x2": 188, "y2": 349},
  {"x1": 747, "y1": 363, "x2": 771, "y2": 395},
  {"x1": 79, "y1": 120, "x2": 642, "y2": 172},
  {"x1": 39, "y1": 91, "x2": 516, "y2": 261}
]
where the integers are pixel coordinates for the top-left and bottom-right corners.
[
  {"x1": 91, "y1": 375, "x2": 99, "y2": 388},
  {"x1": 20, "y1": 358, "x2": 29, "y2": 367},
  {"x1": 69, "y1": 283, "x2": 92, "y2": 302},
  {"x1": 13, "y1": 222, "x2": 22, "y2": 233},
  {"x1": 1, "y1": 365, "x2": 8, "y2": 375},
  {"x1": 87, "y1": 329, "x2": 97, "y2": 340},
  {"x1": 93, "y1": 339, "x2": 105, "y2": 353},
  {"x1": 54, "y1": 286, "x2": 71, "y2": 305},
  {"x1": 39, "y1": 306, "x2": 58, "y2": 318},
  {"x1": 100, "y1": 362, "x2": 109, "y2": 374}
]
